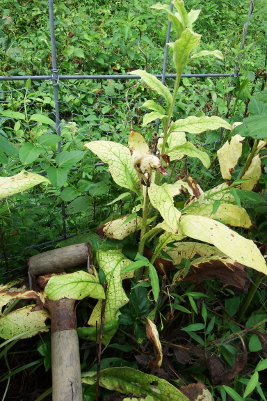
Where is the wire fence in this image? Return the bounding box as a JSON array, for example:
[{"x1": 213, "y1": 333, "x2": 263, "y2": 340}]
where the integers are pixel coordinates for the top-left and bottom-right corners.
[{"x1": 0, "y1": 0, "x2": 257, "y2": 282}]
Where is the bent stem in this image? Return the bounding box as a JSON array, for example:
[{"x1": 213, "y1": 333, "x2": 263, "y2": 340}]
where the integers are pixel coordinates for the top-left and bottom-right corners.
[{"x1": 237, "y1": 272, "x2": 264, "y2": 322}]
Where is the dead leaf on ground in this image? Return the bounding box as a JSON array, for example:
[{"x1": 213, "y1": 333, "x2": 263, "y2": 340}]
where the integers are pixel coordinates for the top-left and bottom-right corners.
[{"x1": 180, "y1": 382, "x2": 212, "y2": 401}]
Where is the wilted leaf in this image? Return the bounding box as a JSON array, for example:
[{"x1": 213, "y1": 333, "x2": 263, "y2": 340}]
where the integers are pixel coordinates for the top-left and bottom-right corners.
[
  {"x1": 241, "y1": 154, "x2": 261, "y2": 191},
  {"x1": 180, "y1": 215, "x2": 267, "y2": 274},
  {"x1": 0, "y1": 305, "x2": 49, "y2": 340},
  {"x1": 97, "y1": 215, "x2": 142, "y2": 240},
  {"x1": 84, "y1": 141, "x2": 140, "y2": 193},
  {"x1": 45, "y1": 270, "x2": 105, "y2": 301},
  {"x1": 217, "y1": 134, "x2": 244, "y2": 179},
  {"x1": 82, "y1": 367, "x2": 189, "y2": 401},
  {"x1": 128, "y1": 129, "x2": 150, "y2": 160},
  {"x1": 181, "y1": 256, "x2": 251, "y2": 292},
  {"x1": 180, "y1": 382, "x2": 213, "y2": 401},
  {"x1": 145, "y1": 318, "x2": 163, "y2": 367},
  {"x1": 0, "y1": 170, "x2": 50, "y2": 199}
]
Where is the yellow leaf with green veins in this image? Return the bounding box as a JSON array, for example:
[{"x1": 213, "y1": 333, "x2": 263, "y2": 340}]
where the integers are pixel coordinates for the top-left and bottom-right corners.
[
  {"x1": 169, "y1": 116, "x2": 231, "y2": 134},
  {"x1": 163, "y1": 242, "x2": 224, "y2": 265},
  {"x1": 180, "y1": 215, "x2": 267, "y2": 274},
  {"x1": 88, "y1": 250, "x2": 134, "y2": 326},
  {"x1": 148, "y1": 182, "x2": 182, "y2": 233},
  {"x1": 241, "y1": 154, "x2": 261, "y2": 191},
  {"x1": 100, "y1": 215, "x2": 142, "y2": 240},
  {"x1": 0, "y1": 170, "x2": 50, "y2": 199},
  {"x1": 217, "y1": 134, "x2": 244, "y2": 179},
  {"x1": 158, "y1": 131, "x2": 187, "y2": 160},
  {"x1": 183, "y1": 203, "x2": 252, "y2": 228},
  {"x1": 84, "y1": 141, "x2": 140, "y2": 193}
]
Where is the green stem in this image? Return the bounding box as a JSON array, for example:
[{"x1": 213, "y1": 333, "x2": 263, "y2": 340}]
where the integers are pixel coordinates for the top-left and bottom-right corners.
[
  {"x1": 237, "y1": 272, "x2": 264, "y2": 322},
  {"x1": 237, "y1": 139, "x2": 259, "y2": 180},
  {"x1": 135, "y1": 186, "x2": 150, "y2": 281}
]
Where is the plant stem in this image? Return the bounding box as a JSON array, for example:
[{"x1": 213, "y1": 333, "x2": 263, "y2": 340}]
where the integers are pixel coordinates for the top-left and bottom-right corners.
[
  {"x1": 237, "y1": 138, "x2": 259, "y2": 180},
  {"x1": 237, "y1": 272, "x2": 264, "y2": 322},
  {"x1": 135, "y1": 186, "x2": 150, "y2": 281}
]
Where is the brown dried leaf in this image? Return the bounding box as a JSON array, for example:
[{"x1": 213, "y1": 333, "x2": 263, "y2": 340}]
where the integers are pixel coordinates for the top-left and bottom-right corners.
[
  {"x1": 145, "y1": 318, "x2": 163, "y2": 368},
  {"x1": 180, "y1": 382, "x2": 212, "y2": 401}
]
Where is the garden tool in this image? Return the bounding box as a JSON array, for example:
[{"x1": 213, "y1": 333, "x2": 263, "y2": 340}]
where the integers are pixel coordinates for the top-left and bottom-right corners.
[{"x1": 28, "y1": 243, "x2": 91, "y2": 401}]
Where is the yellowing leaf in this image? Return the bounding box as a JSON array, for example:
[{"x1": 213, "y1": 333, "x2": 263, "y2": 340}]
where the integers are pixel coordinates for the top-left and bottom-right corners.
[
  {"x1": 217, "y1": 134, "x2": 244, "y2": 179},
  {"x1": 128, "y1": 130, "x2": 150, "y2": 160},
  {"x1": 84, "y1": 141, "x2": 140, "y2": 193},
  {"x1": 145, "y1": 318, "x2": 163, "y2": 367},
  {"x1": 0, "y1": 170, "x2": 50, "y2": 199},
  {"x1": 45, "y1": 271, "x2": 105, "y2": 301},
  {"x1": 169, "y1": 116, "x2": 231, "y2": 134},
  {"x1": 148, "y1": 182, "x2": 182, "y2": 233},
  {"x1": 180, "y1": 215, "x2": 267, "y2": 274},
  {"x1": 183, "y1": 203, "x2": 252, "y2": 228},
  {"x1": 88, "y1": 250, "x2": 133, "y2": 326},
  {"x1": 158, "y1": 131, "x2": 187, "y2": 160},
  {"x1": 0, "y1": 305, "x2": 49, "y2": 339},
  {"x1": 163, "y1": 242, "x2": 223, "y2": 265},
  {"x1": 99, "y1": 215, "x2": 142, "y2": 240},
  {"x1": 241, "y1": 154, "x2": 261, "y2": 191}
]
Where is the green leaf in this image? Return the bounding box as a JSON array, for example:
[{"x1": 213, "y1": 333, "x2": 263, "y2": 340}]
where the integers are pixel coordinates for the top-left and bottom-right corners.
[
  {"x1": 151, "y1": 3, "x2": 184, "y2": 38},
  {"x1": 19, "y1": 143, "x2": 42, "y2": 164},
  {"x1": 0, "y1": 170, "x2": 50, "y2": 199},
  {"x1": 60, "y1": 187, "x2": 81, "y2": 202},
  {"x1": 55, "y1": 150, "x2": 84, "y2": 170},
  {"x1": 180, "y1": 215, "x2": 267, "y2": 274},
  {"x1": 173, "y1": 142, "x2": 210, "y2": 168},
  {"x1": 37, "y1": 134, "x2": 61, "y2": 146},
  {"x1": 88, "y1": 250, "x2": 134, "y2": 325},
  {"x1": 243, "y1": 371, "x2": 259, "y2": 398},
  {"x1": 256, "y1": 358, "x2": 267, "y2": 371},
  {"x1": 148, "y1": 182, "x2": 182, "y2": 233},
  {"x1": 0, "y1": 134, "x2": 19, "y2": 154},
  {"x1": 82, "y1": 367, "x2": 189, "y2": 401},
  {"x1": 65, "y1": 196, "x2": 92, "y2": 214},
  {"x1": 142, "y1": 100, "x2": 166, "y2": 114},
  {"x1": 0, "y1": 148, "x2": 8, "y2": 164},
  {"x1": 249, "y1": 334, "x2": 262, "y2": 352},
  {"x1": 248, "y1": 98, "x2": 267, "y2": 115},
  {"x1": 143, "y1": 111, "x2": 167, "y2": 126},
  {"x1": 0, "y1": 110, "x2": 25, "y2": 120},
  {"x1": 171, "y1": 29, "x2": 201, "y2": 76},
  {"x1": 78, "y1": 320, "x2": 118, "y2": 346},
  {"x1": 29, "y1": 114, "x2": 55, "y2": 125},
  {"x1": 172, "y1": 304, "x2": 191, "y2": 314},
  {"x1": 45, "y1": 270, "x2": 105, "y2": 301},
  {"x1": 222, "y1": 386, "x2": 244, "y2": 401},
  {"x1": 234, "y1": 114, "x2": 267, "y2": 139},
  {"x1": 73, "y1": 47, "x2": 85, "y2": 58},
  {"x1": 129, "y1": 70, "x2": 173, "y2": 109},
  {"x1": 148, "y1": 264, "x2": 160, "y2": 301},
  {"x1": 170, "y1": 116, "x2": 231, "y2": 134},
  {"x1": 88, "y1": 182, "x2": 109, "y2": 197},
  {"x1": 230, "y1": 189, "x2": 267, "y2": 206},
  {"x1": 46, "y1": 166, "x2": 68, "y2": 187},
  {"x1": 182, "y1": 323, "x2": 205, "y2": 332},
  {"x1": 84, "y1": 141, "x2": 140, "y2": 193},
  {"x1": 191, "y1": 49, "x2": 224, "y2": 61}
]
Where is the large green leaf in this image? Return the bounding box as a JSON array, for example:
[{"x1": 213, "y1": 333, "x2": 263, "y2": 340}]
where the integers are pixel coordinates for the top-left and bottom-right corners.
[
  {"x1": 171, "y1": 29, "x2": 201, "y2": 76},
  {"x1": 173, "y1": 142, "x2": 210, "y2": 168},
  {"x1": 148, "y1": 182, "x2": 182, "y2": 233},
  {"x1": 151, "y1": 3, "x2": 184, "y2": 38},
  {"x1": 37, "y1": 134, "x2": 61, "y2": 146},
  {"x1": 0, "y1": 134, "x2": 19, "y2": 155},
  {"x1": 84, "y1": 141, "x2": 140, "y2": 193},
  {"x1": 46, "y1": 166, "x2": 68, "y2": 187},
  {"x1": 143, "y1": 111, "x2": 167, "y2": 126},
  {"x1": 169, "y1": 116, "x2": 231, "y2": 134},
  {"x1": 233, "y1": 114, "x2": 267, "y2": 139},
  {"x1": 77, "y1": 319, "x2": 119, "y2": 346},
  {"x1": 88, "y1": 250, "x2": 134, "y2": 326},
  {"x1": 180, "y1": 215, "x2": 267, "y2": 274},
  {"x1": 29, "y1": 114, "x2": 55, "y2": 125},
  {"x1": 45, "y1": 270, "x2": 105, "y2": 301},
  {"x1": 0, "y1": 170, "x2": 50, "y2": 199},
  {"x1": 129, "y1": 70, "x2": 173, "y2": 109},
  {"x1": 142, "y1": 100, "x2": 166, "y2": 114},
  {"x1": 19, "y1": 143, "x2": 42, "y2": 164},
  {"x1": 55, "y1": 150, "x2": 84, "y2": 170},
  {"x1": 82, "y1": 367, "x2": 189, "y2": 401},
  {"x1": 0, "y1": 110, "x2": 25, "y2": 119}
]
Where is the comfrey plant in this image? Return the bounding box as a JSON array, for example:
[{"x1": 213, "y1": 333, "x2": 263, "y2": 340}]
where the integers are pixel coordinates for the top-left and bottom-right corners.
[{"x1": 84, "y1": 0, "x2": 267, "y2": 302}]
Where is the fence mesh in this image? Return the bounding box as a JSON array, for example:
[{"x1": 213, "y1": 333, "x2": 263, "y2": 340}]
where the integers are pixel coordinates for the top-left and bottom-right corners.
[{"x1": 0, "y1": 0, "x2": 261, "y2": 282}]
